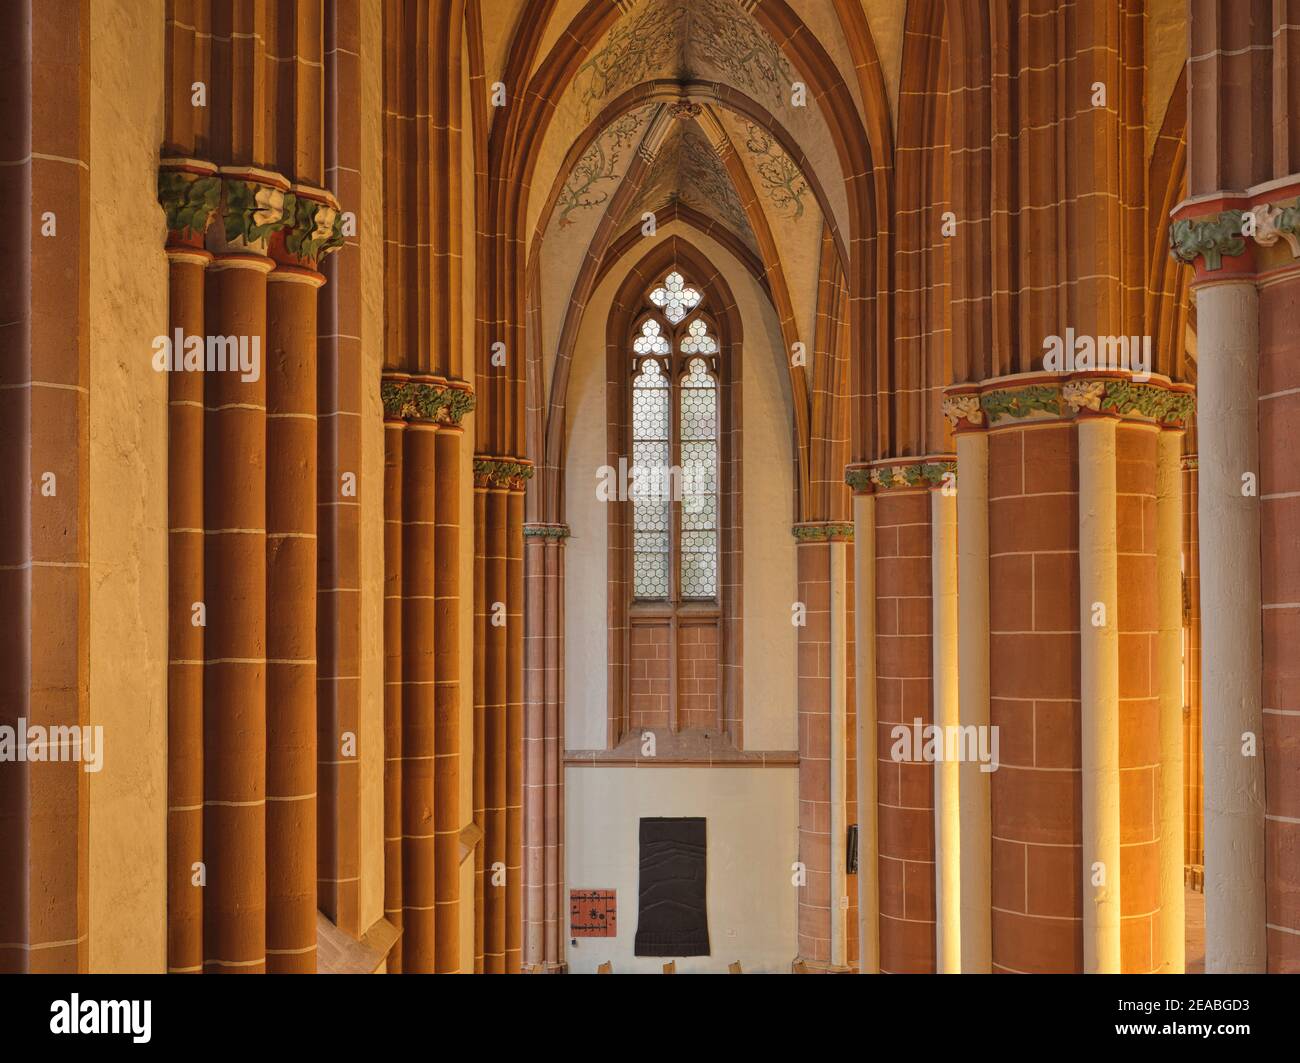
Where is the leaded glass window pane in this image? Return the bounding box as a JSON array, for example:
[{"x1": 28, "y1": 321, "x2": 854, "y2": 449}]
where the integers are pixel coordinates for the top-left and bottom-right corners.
[
  {"x1": 680, "y1": 531, "x2": 717, "y2": 599},
  {"x1": 632, "y1": 356, "x2": 670, "y2": 599},
  {"x1": 680, "y1": 318, "x2": 717, "y2": 355},
  {"x1": 649, "y1": 271, "x2": 701, "y2": 325},
  {"x1": 679, "y1": 358, "x2": 717, "y2": 599},
  {"x1": 633, "y1": 318, "x2": 670, "y2": 355}
]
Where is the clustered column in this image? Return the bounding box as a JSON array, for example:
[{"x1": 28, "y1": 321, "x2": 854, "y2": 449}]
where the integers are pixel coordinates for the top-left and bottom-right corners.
[
  {"x1": 1175, "y1": 0, "x2": 1300, "y2": 973},
  {"x1": 845, "y1": 462, "x2": 956, "y2": 975},
  {"x1": 523, "y1": 523, "x2": 569, "y2": 973},
  {"x1": 473, "y1": 459, "x2": 532, "y2": 974},
  {"x1": 793, "y1": 522, "x2": 854, "y2": 972},
  {"x1": 158, "y1": 162, "x2": 344, "y2": 972},
  {"x1": 1170, "y1": 189, "x2": 1300, "y2": 971},
  {"x1": 942, "y1": 374, "x2": 1192, "y2": 973},
  {"x1": 380, "y1": 377, "x2": 474, "y2": 973}
]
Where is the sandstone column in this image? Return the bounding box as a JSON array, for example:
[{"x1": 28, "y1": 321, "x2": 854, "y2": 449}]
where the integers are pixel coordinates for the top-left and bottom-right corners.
[
  {"x1": 950, "y1": 417, "x2": 991, "y2": 974},
  {"x1": 524, "y1": 523, "x2": 569, "y2": 972},
  {"x1": 793, "y1": 523, "x2": 853, "y2": 971},
  {"x1": 1157, "y1": 427, "x2": 1186, "y2": 971},
  {"x1": 849, "y1": 490, "x2": 879, "y2": 973},
  {"x1": 0, "y1": 0, "x2": 91, "y2": 974},
  {"x1": 400, "y1": 420, "x2": 438, "y2": 971},
  {"x1": 943, "y1": 373, "x2": 1193, "y2": 973},
  {"x1": 158, "y1": 161, "x2": 219, "y2": 973},
  {"x1": 201, "y1": 168, "x2": 285, "y2": 973},
  {"x1": 844, "y1": 463, "x2": 951, "y2": 975},
  {"x1": 1178, "y1": 0, "x2": 1293, "y2": 971},
  {"x1": 1181, "y1": 452, "x2": 1203, "y2": 890},
  {"x1": 506, "y1": 488, "x2": 525, "y2": 973},
  {"x1": 482, "y1": 484, "x2": 508, "y2": 973},
  {"x1": 317, "y1": 0, "x2": 365, "y2": 938},
  {"x1": 383, "y1": 414, "x2": 405, "y2": 970},
  {"x1": 380, "y1": 376, "x2": 475, "y2": 973},
  {"x1": 472, "y1": 458, "x2": 531, "y2": 973},
  {"x1": 434, "y1": 425, "x2": 463, "y2": 971},
  {"x1": 1077, "y1": 415, "x2": 1121, "y2": 974},
  {"x1": 1190, "y1": 272, "x2": 1265, "y2": 971},
  {"x1": 264, "y1": 264, "x2": 321, "y2": 974},
  {"x1": 263, "y1": 183, "x2": 344, "y2": 973},
  {"x1": 931, "y1": 482, "x2": 960, "y2": 973}
]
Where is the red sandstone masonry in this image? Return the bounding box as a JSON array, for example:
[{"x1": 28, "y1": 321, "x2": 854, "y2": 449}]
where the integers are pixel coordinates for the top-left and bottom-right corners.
[
  {"x1": 1182, "y1": 457, "x2": 1202, "y2": 882},
  {"x1": 165, "y1": 250, "x2": 208, "y2": 973},
  {"x1": 630, "y1": 624, "x2": 672, "y2": 732},
  {"x1": 506, "y1": 489, "x2": 525, "y2": 974},
  {"x1": 316, "y1": 0, "x2": 363, "y2": 939},
  {"x1": 482, "y1": 489, "x2": 509, "y2": 973},
  {"x1": 0, "y1": 0, "x2": 90, "y2": 974},
  {"x1": 678, "y1": 623, "x2": 719, "y2": 733},
  {"x1": 399, "y1": 425, "x2": 438, "y2": 971},
  {"x1": 797, "y1": 541, "x2": 832, "y2": 964},
  {"x1": 1260, "y1": 273, "x2": 1300, "y2": 971},
  {"x1": 202, "y1": 259, "x2": 271, "y2": 974},
  {"x1": 1115, "y1": 424, "x2": 1160, "y2": 974},
  {"x1": 382, "y1": 423, "x2": 405, "y2": 970},
  {"x1": 523, "y1": 529, "x2": 567, "y2": 970},
  {"x1": 988, "y1": 423, "x2": 1082, "y2": 974},
  {"x1": 434, "y1": 428, "x2": 463, "y2": 971},
  {"x1": 874, "y1": 490, "x2": 935, "y2": 974},
  {"x1": 265, "y1": 271, "x2": 321, "y2": 973}
]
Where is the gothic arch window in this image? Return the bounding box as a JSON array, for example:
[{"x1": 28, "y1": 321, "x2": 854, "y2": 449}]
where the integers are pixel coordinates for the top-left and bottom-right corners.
[
  {"x1": 629, "y1": 286, "x2": 720, "y2": 602},
  {"x1": 610, "y1": 264, "x2": 740, "y2": 748}
]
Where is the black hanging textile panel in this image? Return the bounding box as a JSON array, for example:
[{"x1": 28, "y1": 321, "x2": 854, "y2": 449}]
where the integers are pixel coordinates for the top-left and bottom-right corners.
[{"x1": 634, "y1": 817, "x2": 709, "y2": 957}]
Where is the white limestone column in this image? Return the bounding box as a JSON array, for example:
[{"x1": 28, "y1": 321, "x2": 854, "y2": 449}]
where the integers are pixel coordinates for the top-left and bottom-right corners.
[
  {"x1": 955, "y1": 432, "x2": 991, "y2": 972},
  {"x1": 1156, "y1": 427, "x2": 1186, "y2": 972},
  {"x1": 1078, "y1": 416, "x2": 1121, "y2": 974},
  {"x1": 829, "y1": 539, "x2": 849, "y2": 970},
  {"x1": 931, "y1": 486, "x2": 960, "y2": 973},
  {"x1": 852, "y1": 491, "x2": 879, "y2": 973},
  {"x1": 1196, "y1": 279, "x2": 1266, "y2": 973}
]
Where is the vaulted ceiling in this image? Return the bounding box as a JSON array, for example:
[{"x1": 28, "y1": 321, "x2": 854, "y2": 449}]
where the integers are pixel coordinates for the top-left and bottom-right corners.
[{"x1": 478, "y1": 0, "x2": 1193, "y2": 511}]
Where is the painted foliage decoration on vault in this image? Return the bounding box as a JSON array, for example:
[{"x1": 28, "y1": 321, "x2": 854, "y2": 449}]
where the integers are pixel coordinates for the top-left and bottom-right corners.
[
  {"x1": 688, "y1": 0, "x2": 792, "y2": 106},
  {"x1": 557, "y1": 104, "x2": 658, "y2": 228},
  {"x1": 573, "y1": 1, "x2": 686, "y2": 120},
  {"x1": 573, "y1": 0, "x2": 791, "y2": 121},
  {"x1": 742, "y1": 121, "x2": 810, "y2": 221},
  {"x1": 620, "y1": 120, "x2": 756, "y2": 251},
  {"x1": 674, "y1": 123, "x2": 752, "y2": 235}
]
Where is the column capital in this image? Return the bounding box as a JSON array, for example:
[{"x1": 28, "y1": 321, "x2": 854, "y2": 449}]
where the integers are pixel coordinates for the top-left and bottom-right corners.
[
  {"x1": 270, "y1": 183, "x2": 345, "y2": 271},
  {"x1": 473, "y1": 456, "x2": 534, "y2": 492},
  {"x1": 158, "y1": 159, "x2": 348, "y2": 269},
  {"x1": 523, "y1": 523, "x2": 570, "y2": 542},
  {"x1": 792, "y1": 521, "x2": 853, "y2": 543},
  {"x1": 1170, "y1": 176, "x2": 1300, "y2": 283},
  {"x1": 845, "y1": 456, "x2": 956, "y2": 494},
  {"x1": 158, "y1": 159, "x2": 220, "y2": 253},
  {"x1": 942, "y1": 373, "x2": 1195, "y2": 432},
  {"x1": 381, "y1": 373, "x2": 476, "y2": 426}
]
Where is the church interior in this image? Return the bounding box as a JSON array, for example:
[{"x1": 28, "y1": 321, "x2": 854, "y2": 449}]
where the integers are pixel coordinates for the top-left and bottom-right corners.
[{"x1": 1, "y1": 0, "x2": 1297, "y2": 976}]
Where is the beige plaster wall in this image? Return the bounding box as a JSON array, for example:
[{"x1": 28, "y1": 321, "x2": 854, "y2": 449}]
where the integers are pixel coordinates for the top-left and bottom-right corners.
[
  {"x1": 564, "y1": 765, "x2": 798, "y2": 972},
  {"x1": 87, "y1": 0, "x2": 169, "y2": 974}
]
